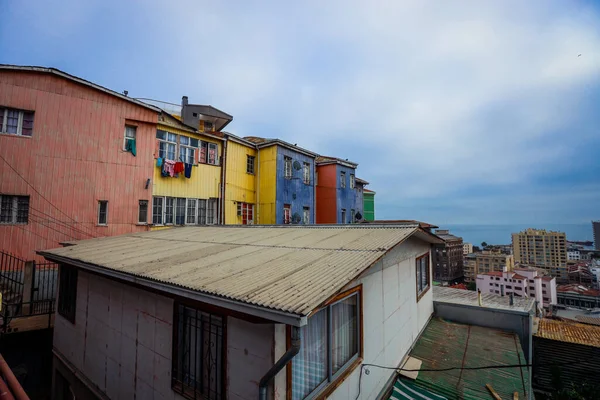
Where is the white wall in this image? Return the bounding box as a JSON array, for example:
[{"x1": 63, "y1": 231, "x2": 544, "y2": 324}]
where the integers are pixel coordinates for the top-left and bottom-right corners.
[
  {"x1": 327, "y1": 237, "x2": 433, "y2": 400},
  {"x1": 54, "y1": 271, "x2": 274, "y2": 400}
]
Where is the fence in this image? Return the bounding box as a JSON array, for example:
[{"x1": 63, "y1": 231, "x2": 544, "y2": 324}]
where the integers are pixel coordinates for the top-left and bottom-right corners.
[{"x1": 0, "y1": 251, "x2": 58, "y2": 333}]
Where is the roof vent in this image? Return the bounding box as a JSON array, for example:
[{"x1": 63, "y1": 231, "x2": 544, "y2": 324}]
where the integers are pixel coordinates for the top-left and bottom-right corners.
[{"x1": 182, "y1": 96, "x2": 189, "y2": 106}]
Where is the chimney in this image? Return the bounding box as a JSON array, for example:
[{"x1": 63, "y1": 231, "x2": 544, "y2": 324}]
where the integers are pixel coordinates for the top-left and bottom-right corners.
[{"x1": 182, "y1": 96, "x2": 189, "y2": 107}]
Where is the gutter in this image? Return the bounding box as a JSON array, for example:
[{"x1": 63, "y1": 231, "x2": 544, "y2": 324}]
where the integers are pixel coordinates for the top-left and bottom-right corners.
[
  {"x1": 38, "y1": 253, "x2": 308, "y2": 327},
  {"x1": 259, "y1": 326, "x2": 301, "y2": 400}
]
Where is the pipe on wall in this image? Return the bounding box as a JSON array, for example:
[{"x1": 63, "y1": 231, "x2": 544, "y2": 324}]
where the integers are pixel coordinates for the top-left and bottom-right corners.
[{"x1": 258, "y1": 326, "x2": 301, "y2": 400}]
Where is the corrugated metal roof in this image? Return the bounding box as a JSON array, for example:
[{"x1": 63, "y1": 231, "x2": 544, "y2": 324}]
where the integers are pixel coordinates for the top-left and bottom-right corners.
[
  {"x1": 433, "y1": 287, "x2": 535, "y2": 314},
  {"x1": 40, "y1": 225, "x2": 439, "y2": 318},
  {"x1": 408, "y1": 318, "x2": 530, "y2": 400},
  {"x1": 575, "y1": 315, "x2": 600, "y2": 326},
  {"x1": 535, "y1": 318, "x2": 600, "y2": 347}
]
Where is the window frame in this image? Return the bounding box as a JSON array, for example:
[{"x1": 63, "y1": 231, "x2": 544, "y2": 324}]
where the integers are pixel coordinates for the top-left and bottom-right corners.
[
  {"x1": 186, "y1": 199, "x2": 197, "y2": 224},
  {"x1": 283, "y1": 204, "x2": 291, "y2": 224},
  {"x1": 247, "y1": 155, "x2": 255, "y2": 174},
  {"x1": 57, "y1": 264, "x2": 78, "y2": 324},
  {"x1": 287, "y1": 285, "x2": 363, "y2": 400},
  {"x1": 198, "y1": 199, "x2": 207, "y2": 225},
  {"x1": 0, "y1": 107, "x2": 34, "y2": 137},
  {"x1": 124, "y1": 125, "x2": 137, "y2": 151},
  {"x1": 207, "y1": 143, "x2": 218, "y2": 165},
  {"x1": 138, "y1": 200, "x2": 148, "y2": 224},
  {"x1": 152, "y1": 196, "x2": 164, "y2": 225},
  {"x1": 97, "y1": 200, "x2": 108, "y2": 226},
  {"x1": 284, "y1": 156, "x2": 292, "y2": 179},
  {"x1": 237, "y1": 202, "x2": 254, "y2": 225},
  {"x1": 157, "y1": 130, "x2": 177, "y2": 161},
  {"x1": 302, "y1": 207, "x2": 310, "y2": 225},
  {"x1": 172, "y1": 302, "x2": 226, "y2": 400},
  {"x1": 0, "y1": 195, "x2": 29, "y2": 225},
  {"x1": 416, "y1": 252, "x2": 431, "y2": 301},
  {"x1": 302, "y1": 162, "x2": 310, "y2": 184},
  {"x1": 341, "y1": 208, "x2": 346, "y2": 224},
  {"x1": 206, "y1": 198, "x2": 217, "y2": 225},
  {"x1": 340, "y1": 171, "x2": 346, "y2": 188}
]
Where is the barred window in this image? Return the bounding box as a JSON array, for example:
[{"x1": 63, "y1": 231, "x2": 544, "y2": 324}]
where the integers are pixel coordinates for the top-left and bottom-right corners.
[
  {"x1": 186, "y1": 199, "x2": 197, "y2": 224},
  {"x1": 138, "y1": 200, "x2": 148, "y2": 224},
  {"x1": 0, "y1": 195, "x2": 29, "y2": 224},
  {"x1": 173, "y1": 304, "x2": 224, "y2": 400}
]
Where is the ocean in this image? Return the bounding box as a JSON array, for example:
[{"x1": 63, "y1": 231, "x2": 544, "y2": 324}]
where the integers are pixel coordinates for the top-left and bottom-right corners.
[{"x1": 442, "y1": 223, "x2": 594, "y2": 246}]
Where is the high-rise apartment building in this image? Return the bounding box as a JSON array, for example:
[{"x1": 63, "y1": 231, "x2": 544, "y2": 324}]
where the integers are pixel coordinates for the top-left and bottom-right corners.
[
  {"x1": 464, "y1": 251, "x2": 514, "y2": 282},
  {"x1": 512, "y1": 228, "x2": 567, "y2": 282},
  {"x1": 432, "y1": 230, "x2": 464, "y2": 284},
  {"x1": 593, "y1": 221, "x2": 600, "y2": 250}
]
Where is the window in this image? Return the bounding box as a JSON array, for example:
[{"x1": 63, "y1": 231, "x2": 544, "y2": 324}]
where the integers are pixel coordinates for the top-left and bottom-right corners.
[
  {"x1": 0, "y1": 195, "x2": 29, "y2": 224},
  {"x1": 199, "y1": 141, "x2": 208, "y2": 163},
  {"x1": 207, "y1": 143, "x2": 218, "y2": 165},
  {"x1": 207, "y1": 198, "x2": 217, "y2": 225},
  {"x1": 200, "y1": 120, "x2": 214, "y2": 133},
  {"x1": 186, "y1": 199, "x2": 197, "y2": 224},
  {"x1": 124, "y1": 125, "x2": 136, "y2": 150},
  {"x1": 350, "y1": 174, "x2": 355, "y2": 189},
  {"x1": 284, "y1": 204, "x2": 291, "y2": 224},
  {"x1": 290, "y1": 288, "x2": 360, "y2": 400},
  {"x1": 0, "y1": 107, "x2": 34, "y2": 136},
  {"x1": 179, "y1": 136, "x2": 197, "y2": 165},
  {"x1": 138, "y1": 200, "x2": 148, "y2": 224},
  {"x1": 341, "y1": 209, "x2": 346, "y2": 224},
  {"x1": 153, "y1": 197, "x2": 164, "y2": 225},
  {"x1": 165, "y1": 197, "x2": 174, "y2": 224},
  {"x1": 176, "y1": 198, "x2": 186, "y2": 225},
  {"x1": 237, "y1": 202, "x2": 254, "y2": 225},
  {"x1": 98, "y1": 201, "x2": 108, "y2": 225},
  {"x1": 173, "y1": 304, "x2": 224, "y2": 400},
  {"x1": 157, "y1": 130, "x2": 177, "y2": 160},
  {"x1": 198, "y1": 199, "x2": 207, "y2": 225},
  {"x1": 340, "y1": 171, "x2": 346, "y2": 188},
  {"x1": 303, "y1": 162, "x2": 310, "y2": 184},
  {"x1": 350, "y1": 209, "x2": 355, "y2": 224},
  {"x1": 416, "y1": 253, "x2": 430, "y2": 299},
  {"x1": 247, "y1": 155, "x2": 255, "y2": 174},
  {"x1": 284, "y1": 156, "x2": 292, "y2": 179},
  {"x1": 303, "y1": 207, "x2": 310, "y2": 224},
  {"x1": 58, "y1": 264, "x2": 78, "y2": 323},
  {"x1": 315, "y1": 171, "x2": 318, "y2": 186}
]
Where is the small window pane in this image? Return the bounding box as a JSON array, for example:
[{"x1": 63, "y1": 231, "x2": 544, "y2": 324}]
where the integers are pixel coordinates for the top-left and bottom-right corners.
[
  {"x1": 16, "y1": 196, "x2": 29, "y2": 223},
  {"x1": 152, "y1": 197, "x2": 164, "y2": 224},
  {"x1": 22, "y1": 112, "x2": 34, "y2": 136},
  {"x1": 165, "y1": 197, "x2": 174, "y2": 224},
  {"x1": 247, "y1": 155, "x2": 255, "y2": 174},
  {"x1": 331, "y1": 294, "x2": 359, "y2": 374},
  {"x1": 175, "y1": 198, "x2": 186, "y2": 225},
  {"x1": 198, "y1": 199, "x2": 207, "y2": 225},
  {"x1": 156, "y1": 130, "x2": 166, "y2": 139},
  {"x1": 98, "y1": 201, "x2": 108, "y2": 225},
  {"x1": 125, "y1": 125, "x2": 136, "y2": 138},
  {"x1": 6, "y1": 110, "x2": 19, "y2": 134},
  {"x1": 186, "y1": 199, "x2": 197, "y2": 224},
  {"x1": 180, "y1": 136, "x2": 190, "y2": 146},
  {"x1": 0, "y1": 197, "x2": 13, "y2": 223},
  {"x1": 138, "y1": 200, "x2": 148, "y2": 224},
  {"x1": 190, "y1": 138, "x2": 199, "y2": 147}
]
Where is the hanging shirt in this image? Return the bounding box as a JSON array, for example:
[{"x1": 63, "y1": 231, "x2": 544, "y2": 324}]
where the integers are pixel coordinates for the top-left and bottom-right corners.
[
  {"x1": 156, "y1": 157, "x2": 163, "y2": 167},
  {"x1": 184, "y1": 163, "x2": 192, "y2": 179},
  {"x1": 125, "y1": 139, "x2": 137, "y2": 156},
  {"x1": 164, "y1": 160, "x2": 176, "y2": 177},
  {"x1": 174, "y1": 162, "x2": 185, "y2": 174}
]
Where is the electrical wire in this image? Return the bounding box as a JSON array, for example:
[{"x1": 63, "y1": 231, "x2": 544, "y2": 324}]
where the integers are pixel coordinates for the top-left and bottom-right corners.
[
  {"x1": 5, "y1": 205, "x2": 95, "y2": 240},
  {"x1": 0, "y1": 154, "x2": 98, "y2": 238},
  {"x1": 354, "y1": 360, "x2": 591, "y2": 400}
]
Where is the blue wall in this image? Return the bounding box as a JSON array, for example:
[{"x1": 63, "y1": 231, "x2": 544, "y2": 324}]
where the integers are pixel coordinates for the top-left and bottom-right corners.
[
  {"x1": 336, "y1": 164, "x2": 362, "y2": 223},
  {"x1": 275, "y1": 146, "x2": 316, "y2": 224}
]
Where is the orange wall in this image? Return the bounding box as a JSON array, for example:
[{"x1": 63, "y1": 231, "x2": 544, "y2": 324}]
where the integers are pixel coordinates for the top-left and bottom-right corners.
[
  {"x1": 316, "y1": 164, "x2": 337, "y2": 224},
  {"x1": 0, "y1": 71, "x2": 157, "y2": 260}
]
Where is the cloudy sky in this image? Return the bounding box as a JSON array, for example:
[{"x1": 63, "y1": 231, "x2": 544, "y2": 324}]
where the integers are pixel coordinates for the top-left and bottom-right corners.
[{"x1": 2, "y1": 0, "x2": 600, "y2": 225}]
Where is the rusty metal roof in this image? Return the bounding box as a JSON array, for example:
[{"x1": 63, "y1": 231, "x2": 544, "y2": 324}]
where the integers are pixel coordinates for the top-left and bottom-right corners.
[
  {"x1": 40, "y1": 225, "x2": 441, "y2": 320},
  {"x1": 408, "y1": 318, "x2": 530, "y2": 400},
  {"x1": 535, "y1": 318, "x2": 600, "y2": 347}
]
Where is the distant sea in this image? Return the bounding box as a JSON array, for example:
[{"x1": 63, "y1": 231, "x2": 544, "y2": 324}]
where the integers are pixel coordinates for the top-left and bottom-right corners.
[{"x1": 442, "y1": 224, "x2": 594, "y2": 246}]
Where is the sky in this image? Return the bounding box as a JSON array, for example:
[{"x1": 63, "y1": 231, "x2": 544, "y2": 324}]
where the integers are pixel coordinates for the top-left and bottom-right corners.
[{"x1": 2, "y1": 0, "x2": 600, "y2": 225}]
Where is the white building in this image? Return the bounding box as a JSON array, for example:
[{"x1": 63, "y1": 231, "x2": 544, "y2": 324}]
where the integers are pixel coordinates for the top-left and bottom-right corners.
[
  {"x1": 463, "y1": 242, "x2": 473, "y2": 255},
  {"x1": 41, "y1": 225, "x2": 443, "y2": 400},
  {"x1": 567, "y1": 250, "x2": 581, "y2": 261},
  {"x1": 476, "y1": 267, "x2": 557, "y2": 308}
]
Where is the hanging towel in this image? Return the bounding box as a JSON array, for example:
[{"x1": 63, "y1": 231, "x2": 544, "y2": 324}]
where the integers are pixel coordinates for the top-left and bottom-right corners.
[
  {"x1": 161, "y1": 161, "x2": 169, "y2": 177},
  {"x1": 174, "y1": 162, "x2": 185, "y2": 174},
  {"x1": 184, "y1": 163, "x2": 192, "y2": 179},
  {"x1": 156, "y1": 157, "x2": 163, "y2": 167},
  {"x1": 164, "y1": 160, "x2": 176, "y2": 177},
  {"x1": 125, "y1": 139, "x2": 137, "y2": 156}
]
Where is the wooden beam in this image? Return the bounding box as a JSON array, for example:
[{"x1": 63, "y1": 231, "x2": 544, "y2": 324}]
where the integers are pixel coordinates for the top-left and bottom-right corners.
[
  {"x1": 486, "y1": 384, "x2": 502, "y2": 400},
  {"x1": 5, "y1": 314, "x2": 54, "y2": 333}
]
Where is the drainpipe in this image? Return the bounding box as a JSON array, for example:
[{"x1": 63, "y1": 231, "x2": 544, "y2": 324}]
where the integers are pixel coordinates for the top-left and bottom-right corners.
[
  {"x1": 220, "y1": 138, "x2": 228, "y2": 224},
  {"x1": 259, "y1": 326, "x2": 301, "y2": 400},
  {"x1": 256, "y1": 148, "x2": 260, "y2": 224}
]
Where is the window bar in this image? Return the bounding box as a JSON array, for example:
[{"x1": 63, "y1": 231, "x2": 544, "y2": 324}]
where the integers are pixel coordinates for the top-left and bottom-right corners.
[{"x1": 327, "y1": 306, "x2": 332, "y2": 381}]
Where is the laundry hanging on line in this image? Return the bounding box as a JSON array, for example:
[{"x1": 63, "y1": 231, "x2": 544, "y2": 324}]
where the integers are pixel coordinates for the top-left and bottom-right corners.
[
  {"x1": 156, "y1": 157, "x2": 163, "y2": 167},
  {"x1": 163, "y1": 160, "x2": 176, "y2": 177},
  {"x1": 174, "y1": 162, "x2": 185, "y2": 174},
  {"x1": 184, "y1": 163, "x2": 192, "y2": 179},
  {"x1": 125, "y1": 139, "x2": 136, "y2": 156}
]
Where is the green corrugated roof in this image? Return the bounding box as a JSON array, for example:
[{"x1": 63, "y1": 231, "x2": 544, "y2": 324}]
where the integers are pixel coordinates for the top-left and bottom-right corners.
[{"x1": 403, "y1": 318, "x2": 530, "y2": 400}]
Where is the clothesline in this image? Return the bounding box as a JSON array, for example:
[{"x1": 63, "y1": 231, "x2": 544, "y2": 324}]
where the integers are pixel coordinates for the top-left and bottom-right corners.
[{"x1": 157, "y1": 157, "x2": 193, "y2": 179}]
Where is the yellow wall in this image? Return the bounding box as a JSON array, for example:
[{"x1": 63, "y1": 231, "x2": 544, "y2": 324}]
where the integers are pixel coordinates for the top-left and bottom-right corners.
[
  {"x1": 258, "y1": 146, "x2": 277, "y2": 224},
  {"x1": 152, "y1": 124, "x2": 222, "y2": 200},
  {"x1": 224, "y1": 141, "x2": 257, "y2": 225}
]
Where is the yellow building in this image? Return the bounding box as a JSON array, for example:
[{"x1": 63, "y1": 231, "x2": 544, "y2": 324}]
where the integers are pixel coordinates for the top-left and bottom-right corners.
[
  {"x1": 512, "y1": 228, "x2": 567, "y2": 281},
  {"x1": 223, "y1": 135, "x2": 258, "y2": 225},
  {"x1": 464, "y1": 251, "x2": 514, "y2": 282},
  {"x1": 149, "y1": 100, "x2": 232, "y2": 228}
]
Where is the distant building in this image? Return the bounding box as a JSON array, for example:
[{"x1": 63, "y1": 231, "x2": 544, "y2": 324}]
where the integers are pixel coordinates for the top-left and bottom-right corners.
[
  {"x1": 476, "y1": 267, "x2": 557, "y2": 308},
  {"x1": 568, "y1": 249, "x2": 581, "y2": 260},
  {"x1": 512, "y1": 228, "x2": 567, "y2": 282},
  {"x1": 464, "y1": 251, "x2": 514, "y2": 283},
  {"x1": 593, "y1": 220, "x2": 600, "y2": 250},
  {"x1": 463, "y1": 242, "x2": 473, "y2": 255},
  {"x1": 432, "y1": 230, "x2": 464, "y2": 284},
  {"x1": 363, "y1": 189, "x2": 375, "y2": 221},
  {"x1": 556, "y1": 284, "x2": 600, "y2": 309},
  {"x1": 568, "y1": 261, "x2": 595, "y2": 286}
]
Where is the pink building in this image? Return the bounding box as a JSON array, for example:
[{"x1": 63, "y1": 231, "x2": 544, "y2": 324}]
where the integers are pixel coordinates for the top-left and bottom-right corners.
[
  {"x1": 0, "y1": 65, "x2": 159, "y2": 261},
  {"x1": 476, "y1": 267, "x2": 557, "y2": 308}
]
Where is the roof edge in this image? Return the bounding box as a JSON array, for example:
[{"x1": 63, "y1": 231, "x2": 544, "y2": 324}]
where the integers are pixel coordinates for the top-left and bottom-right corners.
[{"x1": 38, "y1": 252, "x2": 308, "y2": 327}]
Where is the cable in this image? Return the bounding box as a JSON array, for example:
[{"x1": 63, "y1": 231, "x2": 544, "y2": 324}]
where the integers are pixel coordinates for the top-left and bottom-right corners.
[
  {"x1": 5, "y1": 205, "x2": 95, "y2": 240},
  {"x1": 0, "y1": 154, "x2": 98, "y2": 238},
  {"x1": 354, "y1": 360, "x2": 591, "y2": 400}
]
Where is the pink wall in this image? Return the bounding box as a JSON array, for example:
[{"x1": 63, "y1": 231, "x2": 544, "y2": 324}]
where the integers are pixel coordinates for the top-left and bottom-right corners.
[{"x1": 0, "y1": 70, "x2": 158, "y2": 261}]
